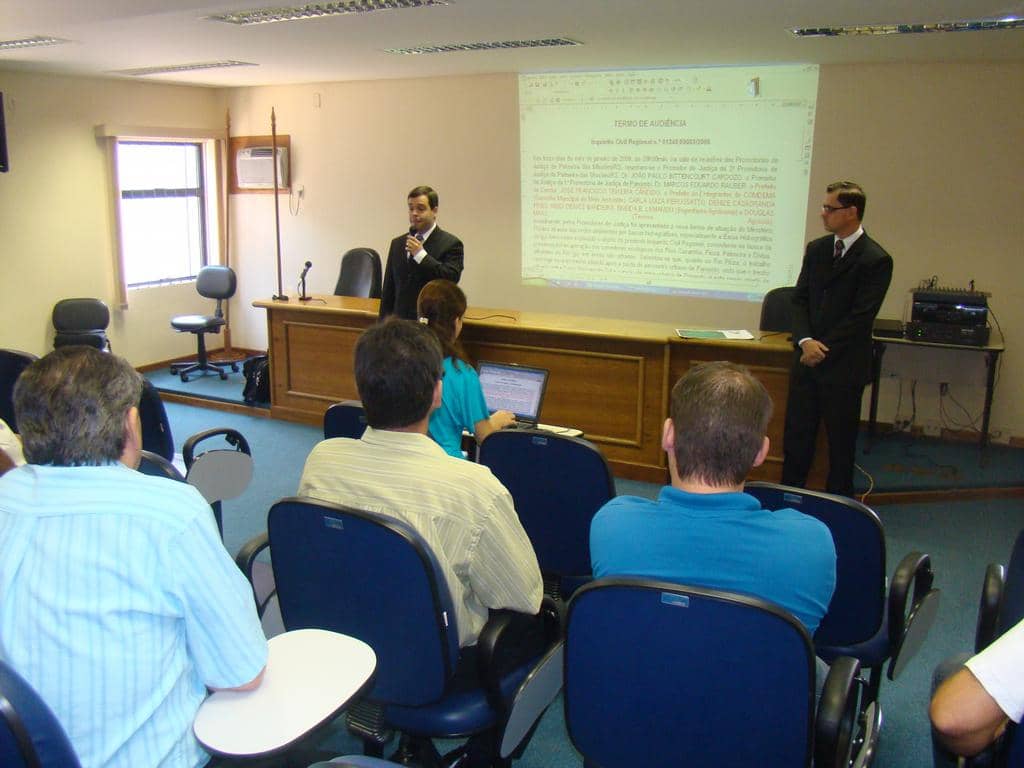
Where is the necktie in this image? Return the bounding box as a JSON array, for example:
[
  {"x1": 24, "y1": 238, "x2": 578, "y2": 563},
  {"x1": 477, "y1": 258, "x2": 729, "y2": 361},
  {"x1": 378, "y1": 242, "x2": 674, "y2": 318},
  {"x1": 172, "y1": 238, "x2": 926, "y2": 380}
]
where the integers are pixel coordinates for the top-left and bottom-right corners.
[{"x1": 832, "y1": 239, "x2": 845, "y2": 267}]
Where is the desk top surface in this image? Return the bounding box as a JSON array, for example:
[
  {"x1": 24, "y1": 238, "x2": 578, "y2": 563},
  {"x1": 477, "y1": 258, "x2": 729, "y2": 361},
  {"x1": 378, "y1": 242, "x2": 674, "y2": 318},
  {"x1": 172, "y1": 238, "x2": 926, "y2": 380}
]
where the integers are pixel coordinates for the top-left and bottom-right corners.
[
  {"x1": 193, "y1": 628, "x2": 376, "y2": 758},
  {"x1": 872, "y1": 329, "x2": 1005, "y2": 353},
  {"x1": 254, "y1": 295, "x2": 792, "y2": 351}
]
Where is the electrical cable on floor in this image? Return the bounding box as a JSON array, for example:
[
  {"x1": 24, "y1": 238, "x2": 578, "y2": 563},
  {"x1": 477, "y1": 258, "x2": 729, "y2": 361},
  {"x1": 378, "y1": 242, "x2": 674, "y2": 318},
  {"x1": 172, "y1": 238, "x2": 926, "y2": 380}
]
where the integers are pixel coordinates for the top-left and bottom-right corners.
[{"x1": 855, "y1": 461, "x2": 874, "y2": 503}]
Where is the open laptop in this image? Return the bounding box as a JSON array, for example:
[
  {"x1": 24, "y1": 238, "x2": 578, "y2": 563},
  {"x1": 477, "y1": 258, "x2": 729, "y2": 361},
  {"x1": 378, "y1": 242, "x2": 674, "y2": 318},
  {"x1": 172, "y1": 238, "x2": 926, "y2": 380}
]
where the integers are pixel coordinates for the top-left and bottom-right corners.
[{"x1": 477, "y1": 361, "x2": 549, "y2": 429}]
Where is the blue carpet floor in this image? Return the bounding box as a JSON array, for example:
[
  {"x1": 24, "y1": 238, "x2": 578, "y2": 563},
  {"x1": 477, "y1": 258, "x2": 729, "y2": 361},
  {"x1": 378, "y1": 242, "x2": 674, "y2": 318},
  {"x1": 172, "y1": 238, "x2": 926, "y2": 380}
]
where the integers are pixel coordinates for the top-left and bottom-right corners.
[{"x1": 162, "y1": 400, "x2": 1024, "y2": 768}]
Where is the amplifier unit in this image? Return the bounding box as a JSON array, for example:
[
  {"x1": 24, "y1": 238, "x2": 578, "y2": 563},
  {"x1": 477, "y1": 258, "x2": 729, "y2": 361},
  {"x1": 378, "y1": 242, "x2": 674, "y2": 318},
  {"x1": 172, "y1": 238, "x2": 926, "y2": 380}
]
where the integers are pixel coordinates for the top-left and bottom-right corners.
[
  {"x1": 905, "y1": 321, "x2": 990, "y2": 346},
  {"x1": 909, "y1": 287, "x2": 990, "y2": 346}
]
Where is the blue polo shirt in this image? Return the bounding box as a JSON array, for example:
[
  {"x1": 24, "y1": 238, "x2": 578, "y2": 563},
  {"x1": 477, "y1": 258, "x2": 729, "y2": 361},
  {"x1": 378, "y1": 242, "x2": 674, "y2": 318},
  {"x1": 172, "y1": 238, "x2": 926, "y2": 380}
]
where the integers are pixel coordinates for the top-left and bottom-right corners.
[{"x1": 590, "y1": 486, "x2": 836, "y2": 633}]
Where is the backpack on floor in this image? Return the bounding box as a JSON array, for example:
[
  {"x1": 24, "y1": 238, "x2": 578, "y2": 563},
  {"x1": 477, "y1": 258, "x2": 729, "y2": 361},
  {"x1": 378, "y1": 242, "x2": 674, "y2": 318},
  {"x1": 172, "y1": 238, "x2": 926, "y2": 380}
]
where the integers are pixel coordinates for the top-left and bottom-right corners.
[{"x1": 242, "y1": 354, "x2": 270, "y2": 405}]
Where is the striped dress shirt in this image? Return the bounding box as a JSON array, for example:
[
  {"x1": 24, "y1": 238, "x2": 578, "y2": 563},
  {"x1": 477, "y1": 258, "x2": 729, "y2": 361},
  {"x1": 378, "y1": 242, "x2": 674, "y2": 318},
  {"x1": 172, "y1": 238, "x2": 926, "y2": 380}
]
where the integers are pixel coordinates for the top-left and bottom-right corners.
[
  {"x1": 0, "y1": 463, "x2": 268, "y2": 768},
  {"x1": 298, "y1": 428, "x2": 543, "y2": 646}
]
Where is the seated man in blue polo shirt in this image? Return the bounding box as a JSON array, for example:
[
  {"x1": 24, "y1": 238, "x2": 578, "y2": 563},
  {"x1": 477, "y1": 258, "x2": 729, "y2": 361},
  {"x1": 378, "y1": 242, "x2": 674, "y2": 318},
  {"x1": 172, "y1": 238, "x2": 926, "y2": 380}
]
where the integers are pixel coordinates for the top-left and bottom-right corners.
[
  {"x1": 0, "y1": 347, "x2": 267, "y2": 768},
  {"x1": 591, "y1": 360, "x2": 836, "y2": 636}
]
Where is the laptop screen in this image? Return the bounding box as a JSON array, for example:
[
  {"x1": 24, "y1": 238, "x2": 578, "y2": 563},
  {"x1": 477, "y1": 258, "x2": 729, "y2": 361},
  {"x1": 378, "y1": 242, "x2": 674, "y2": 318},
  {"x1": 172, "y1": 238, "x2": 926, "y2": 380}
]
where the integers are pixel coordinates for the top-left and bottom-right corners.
[{"x1": 477, "y1": 361, "x2": 549, "y2": 424}]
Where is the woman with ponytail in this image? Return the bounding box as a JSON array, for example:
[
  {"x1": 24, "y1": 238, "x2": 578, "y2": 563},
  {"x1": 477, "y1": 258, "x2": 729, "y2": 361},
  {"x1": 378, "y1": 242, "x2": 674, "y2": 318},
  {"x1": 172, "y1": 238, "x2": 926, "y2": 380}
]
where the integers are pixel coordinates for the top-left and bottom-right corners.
[{"x1": 417, "y1": 280, "x2": 515, "y2": 457}]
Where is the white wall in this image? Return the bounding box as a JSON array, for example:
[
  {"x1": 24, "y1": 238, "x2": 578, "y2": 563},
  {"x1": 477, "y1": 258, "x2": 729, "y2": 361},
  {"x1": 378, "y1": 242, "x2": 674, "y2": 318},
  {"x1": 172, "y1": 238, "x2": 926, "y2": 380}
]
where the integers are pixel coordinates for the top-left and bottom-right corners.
[
  {"x1": 226, "y1": 62, "x2": 1024, "y2": 440},
  {"x1": 0, "y1": 71, "x2": 227, "y2": 364}
]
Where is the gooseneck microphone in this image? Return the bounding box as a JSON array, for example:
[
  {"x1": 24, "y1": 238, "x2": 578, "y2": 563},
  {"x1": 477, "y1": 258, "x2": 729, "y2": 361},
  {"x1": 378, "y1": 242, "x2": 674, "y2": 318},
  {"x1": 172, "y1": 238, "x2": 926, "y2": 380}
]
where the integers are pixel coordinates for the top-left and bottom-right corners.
[{"x1": 298, "y1": 260, "x2": 313, "y2": 302}]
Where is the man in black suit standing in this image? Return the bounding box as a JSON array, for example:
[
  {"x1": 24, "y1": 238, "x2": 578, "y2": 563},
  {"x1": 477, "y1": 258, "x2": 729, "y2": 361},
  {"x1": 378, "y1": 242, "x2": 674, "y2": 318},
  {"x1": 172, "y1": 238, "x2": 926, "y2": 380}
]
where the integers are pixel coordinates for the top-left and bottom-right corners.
[
  {"x1": 379, "y1": 185, "x2": 464, "y2": 320},
  {"x1": 782, "y1": 181, "x2": 893, "y2": 497}
]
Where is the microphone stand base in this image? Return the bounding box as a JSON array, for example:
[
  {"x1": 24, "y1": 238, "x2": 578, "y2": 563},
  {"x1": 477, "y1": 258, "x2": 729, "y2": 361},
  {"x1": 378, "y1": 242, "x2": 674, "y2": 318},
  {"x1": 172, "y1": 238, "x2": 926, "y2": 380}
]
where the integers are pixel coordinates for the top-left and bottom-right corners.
[{"x1": 272, "y1": 294, "x2": 290, "y2": 302}]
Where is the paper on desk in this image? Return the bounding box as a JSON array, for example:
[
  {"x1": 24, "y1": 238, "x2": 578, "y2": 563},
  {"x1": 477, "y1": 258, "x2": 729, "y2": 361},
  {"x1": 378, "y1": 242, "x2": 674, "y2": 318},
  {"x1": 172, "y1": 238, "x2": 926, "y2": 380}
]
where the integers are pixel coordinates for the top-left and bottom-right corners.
[{"x1": 676, "y1": 329, "x2": 754, "y2": 340}]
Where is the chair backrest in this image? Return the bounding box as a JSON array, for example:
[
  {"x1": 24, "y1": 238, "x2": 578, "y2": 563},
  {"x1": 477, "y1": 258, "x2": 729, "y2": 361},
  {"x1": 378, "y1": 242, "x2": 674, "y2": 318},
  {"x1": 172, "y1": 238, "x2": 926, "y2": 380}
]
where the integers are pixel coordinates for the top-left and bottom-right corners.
[
  {"x1": 744, "y1": 482, "x2": 886, "y2": 647},
  {"x1": 478, "y1": 430, "x2": 614, "y2": 589},
  {"x1": 268, "y1": 497, "x2": 460, "y2": 706},
  {"x1": 52, "y1": 298, "x2": 111, "y2": 351},
  {"x1": 334, "y1": 248, "x2": 382, "y2": 299},
  {"x1": 999, "y1": 528, "x2": 1024, "y2": 636},
  {"x1": 0, "y1": 660, "x2": 83, "y2": 768},
  {"x1": 323, "y1": 401, "x2": 368, "y2": 440},
  {"x1": 565, "y1": 578, "x2": 815, "y2": 768},
  {"x1": 0, "y1": 349, "x2": 37, "y2": 433},
  {"x1": 760, "y1": 286, "x2": 796, "y2": 333},
  {"x1": 136, "y1": 449, "x2": 185, "y2": 481},
  {"x1": 139, "y1": 380, "x2": 174, "y2": 461},
  {"x1": 195, "y1": 265, "x2": 237, "y2": 318}
]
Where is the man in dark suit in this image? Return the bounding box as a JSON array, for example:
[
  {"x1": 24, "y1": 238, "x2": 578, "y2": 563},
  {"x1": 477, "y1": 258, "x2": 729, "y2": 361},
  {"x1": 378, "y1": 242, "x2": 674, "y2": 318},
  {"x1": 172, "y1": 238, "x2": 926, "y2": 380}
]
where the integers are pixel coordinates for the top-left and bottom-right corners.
[
  {"x1": 782, "y1": 181, "x2": 893, "y2": 497},
  {"x1": 379, "y1": 185, "x2": 464, "y2": 320}
]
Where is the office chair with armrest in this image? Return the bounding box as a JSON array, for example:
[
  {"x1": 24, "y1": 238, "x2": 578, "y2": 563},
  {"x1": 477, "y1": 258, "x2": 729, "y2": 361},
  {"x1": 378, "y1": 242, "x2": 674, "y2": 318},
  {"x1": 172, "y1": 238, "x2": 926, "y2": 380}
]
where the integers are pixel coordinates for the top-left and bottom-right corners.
[
  {"x1": 744, "y1": 482, "x2": 939, "y2": 731},
  {"x1": 478, "y1": 429, "x2": 615, "y2": 599},
  {"x1": 139, "y1": 379, "x2": 174, "y2": 461},
  {"x1": 0, "y1": 349, "x2": 37, "y2": 434},
  {"x1": 335, "y1": 248, "x2": 383, "y2": 299},
  {"x1": 760, "y1": 286, "x2": 796, "y2": 334},
  {"x1": 959, "y1": 529, "x2": 1024, "y2": 768},
  {"x1": 238, "y1": 497, "x2": 561, "y2": 768},
  {"x1": 324, "y1": 401, "x2": 368, "y2": 440},
  {"x1": 0, "y1": 660, "x2": 83, "y2": 768},
  {"x1": 564, "y1": 577, "x2": 874, "y2": 768},
  {"x1": 136, "y1": 449, "x2": 185, "y2": 481},
  {"x1": 51, "y1": 298, "x2": 111, "y2": 351},
  {"x1": 170, "y1": 265, "x2": 238, "y2": 382},
  {"x1": 182, "y1": 428, "x2": 253, "y2": 539}
]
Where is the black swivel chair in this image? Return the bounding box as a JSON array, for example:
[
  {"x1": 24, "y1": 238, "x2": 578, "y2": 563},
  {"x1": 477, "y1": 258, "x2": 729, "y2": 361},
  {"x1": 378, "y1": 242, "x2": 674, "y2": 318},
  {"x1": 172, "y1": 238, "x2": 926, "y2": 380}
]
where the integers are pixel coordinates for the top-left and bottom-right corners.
[
  {"x1": 0, "y1": 349, "x2": 37, "y2": 433},
  {"x1": 0, "y1": 660, "x2": 83, "y2": 768},
  {"x1": 334, "y1": 248, "x2": 383, "y2": 299},
  {"x1": 323, "y1": 401, "x2": 368, "y2": 440},
  {"x1": 170, "y1": 265, "x2": 238, "y2": 382},
  {"x1": 237, "y1": 497, "x2": 561, "y2": 767},
  {"x1": 760, "y1": 286, "x2": 797, "y2": 334},
  {"x1": 745, "y1": 481, "x2": 939, "y2": 734},
  {"x1": 51, "y1": 298, "x2": 111, "y2": 351},
  {"x1": 478, "y1": 429, "x2": 615, "y2": 599},
  {"x1": 139, "y1": 380, "x2": 174, "y2": 461},
  {"x1": 564, "y1": 578, "x2": 873, "y2": 768}
]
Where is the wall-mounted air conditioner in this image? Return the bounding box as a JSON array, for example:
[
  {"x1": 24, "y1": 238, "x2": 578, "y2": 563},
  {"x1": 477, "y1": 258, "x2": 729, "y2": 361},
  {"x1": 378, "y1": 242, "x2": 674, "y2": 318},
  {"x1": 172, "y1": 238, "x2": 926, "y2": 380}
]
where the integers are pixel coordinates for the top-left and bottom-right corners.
[{"x1": 236, "y1": 146, "x2": 289, "y2": 189}]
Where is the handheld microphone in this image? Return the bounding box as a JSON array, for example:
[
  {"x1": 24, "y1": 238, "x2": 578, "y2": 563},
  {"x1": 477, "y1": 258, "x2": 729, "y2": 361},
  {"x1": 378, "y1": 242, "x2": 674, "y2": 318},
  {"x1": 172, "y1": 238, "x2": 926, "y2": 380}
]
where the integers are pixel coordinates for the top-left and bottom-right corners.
[{"x1": 298, "y1": 261, "x2": 313, "y2": 301}]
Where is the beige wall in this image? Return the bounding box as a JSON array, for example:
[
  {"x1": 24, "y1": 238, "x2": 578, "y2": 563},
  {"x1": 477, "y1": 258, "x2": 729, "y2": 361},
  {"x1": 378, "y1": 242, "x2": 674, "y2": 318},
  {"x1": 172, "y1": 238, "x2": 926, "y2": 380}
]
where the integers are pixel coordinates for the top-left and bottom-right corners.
[
  {"x1": 0, "y1": 70, "x2": 226, "y2": 364},
  {"x1": 226, "y1": 61, "x2": 1023, "y2": 440},
  {"x1": 1, "y1": 61, "x2": 1020, "y2": 439}
]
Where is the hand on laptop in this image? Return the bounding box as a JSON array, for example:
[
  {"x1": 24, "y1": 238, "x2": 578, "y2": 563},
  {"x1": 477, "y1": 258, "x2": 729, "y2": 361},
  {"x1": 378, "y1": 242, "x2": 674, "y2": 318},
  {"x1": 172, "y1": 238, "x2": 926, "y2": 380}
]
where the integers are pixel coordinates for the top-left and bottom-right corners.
[{"x1": 491, "y1": 410, "x2": 517, "y2": 430}]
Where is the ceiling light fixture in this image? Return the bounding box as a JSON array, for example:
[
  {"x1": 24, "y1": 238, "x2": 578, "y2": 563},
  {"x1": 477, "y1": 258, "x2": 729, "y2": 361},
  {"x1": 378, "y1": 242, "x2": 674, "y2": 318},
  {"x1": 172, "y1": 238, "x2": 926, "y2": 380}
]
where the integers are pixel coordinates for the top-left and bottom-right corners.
[
  {"x1": 0, "y1": 35, "x2": 71, "y2": 51},
  {"x1": 208, "y1": 0, "x2": 450, "y2": 26},
  {"x1": 792, "y1": 16, "x2": 1024, "y2": 37},
  {"x1": 113, "y1": 60, "x2": 258, "y2": 76},
  {"x1": 386, "y1": 37, "x2": 582, "y2": 55}
]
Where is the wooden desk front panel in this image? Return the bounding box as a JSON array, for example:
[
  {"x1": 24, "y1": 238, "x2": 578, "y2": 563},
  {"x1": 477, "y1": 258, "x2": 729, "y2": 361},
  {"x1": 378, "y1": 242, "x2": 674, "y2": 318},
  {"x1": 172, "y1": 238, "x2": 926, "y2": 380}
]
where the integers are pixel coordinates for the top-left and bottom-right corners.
[
  {"x1": 263, "y1": 303, "x2": 376, "y2": 423},
  {"x1": 462, "y1": 325, "x2": 668, "y2": 480}
]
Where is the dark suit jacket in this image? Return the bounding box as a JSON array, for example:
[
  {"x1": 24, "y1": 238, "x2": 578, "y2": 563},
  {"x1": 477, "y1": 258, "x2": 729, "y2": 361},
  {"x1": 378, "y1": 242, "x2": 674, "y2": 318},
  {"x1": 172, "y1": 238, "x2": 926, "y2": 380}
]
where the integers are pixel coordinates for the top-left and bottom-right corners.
[
  {"x1": 790, "y1": 232, "x2": 893, "y2": 387},
  {"x1": 379, "y1": 226, "x2": 464, "y2": 320}
]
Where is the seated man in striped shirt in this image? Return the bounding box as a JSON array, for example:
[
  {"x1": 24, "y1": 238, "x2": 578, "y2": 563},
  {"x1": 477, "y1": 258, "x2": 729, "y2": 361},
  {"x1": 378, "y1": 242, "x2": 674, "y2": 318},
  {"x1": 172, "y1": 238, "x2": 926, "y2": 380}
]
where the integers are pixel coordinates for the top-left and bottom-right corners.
[
  {"x1": 298, "y1": 318, "x2": 544, "y2": 650},
  {"x1": 0, "y1": 347, "x2": 267, "y2": 768}
]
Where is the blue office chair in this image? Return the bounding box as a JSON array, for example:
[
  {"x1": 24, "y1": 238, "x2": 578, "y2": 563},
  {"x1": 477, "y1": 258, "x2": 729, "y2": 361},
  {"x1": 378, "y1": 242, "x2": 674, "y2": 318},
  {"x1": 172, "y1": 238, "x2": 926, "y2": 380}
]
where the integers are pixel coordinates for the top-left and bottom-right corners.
[
  {"x1": 0, "y1": 349, "x2": 37, "y2": 434},
  {"x1": 240, "y1": 497, "x2": 560, "y2": 767},
  {"x1": 744, "y1": 482, "x2": 939, "y2": 729},
  {"x1": 960, "y1": 529, "x2": 1024, "y2": 768},
  {"x1": 0, "y1": 660, "x2": 83, "y2": 768},
  {"x1": 478, "y1": 429, "x2": 615, "y2": 598},
  {"x1": 323, "y1": 401, "x2": 368, "y2": 440},
  {"x1": 170, "y1": 265, "x2": 238, "y2": 382},
  {"x1": 564, "y1": 578, "x2": 873, "y2": 768},
  {"x1": 334, "y1": 248, "x2": 383, "y2": 299}
]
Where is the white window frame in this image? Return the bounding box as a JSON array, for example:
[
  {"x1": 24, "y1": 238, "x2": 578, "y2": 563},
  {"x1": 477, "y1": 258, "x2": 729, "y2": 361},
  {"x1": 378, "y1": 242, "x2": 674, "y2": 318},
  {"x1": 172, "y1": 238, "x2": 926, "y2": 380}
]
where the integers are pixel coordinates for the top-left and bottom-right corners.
[{"x1": 96, "y1": 125, "x2": 226, "y2": 307}]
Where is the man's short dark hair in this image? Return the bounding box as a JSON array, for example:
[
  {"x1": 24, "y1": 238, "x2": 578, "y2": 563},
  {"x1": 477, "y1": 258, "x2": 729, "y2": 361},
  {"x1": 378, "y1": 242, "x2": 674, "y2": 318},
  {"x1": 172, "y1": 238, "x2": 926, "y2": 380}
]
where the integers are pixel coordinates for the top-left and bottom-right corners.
[
  {"x1": 827, "y1": 180, "x2": 866, "y2": 220},
  {"x1": 355, "y1": 318, "x2": 443, "y2": 430},
  {"x1": 408, "y1": 185, "x2": 438, "y2": 209},
  {"x1": 14, "y1": 346, "x2": 143, "y2": 466},
  {"x1": 670, "y1": 361, "x2": 773, "y2": 487}
]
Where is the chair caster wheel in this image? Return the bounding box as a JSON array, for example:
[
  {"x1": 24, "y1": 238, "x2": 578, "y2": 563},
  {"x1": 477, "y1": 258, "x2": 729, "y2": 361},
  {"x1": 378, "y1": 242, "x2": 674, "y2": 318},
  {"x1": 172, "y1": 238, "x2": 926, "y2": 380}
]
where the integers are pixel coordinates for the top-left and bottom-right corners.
[
  {"x1": 219, "y1": 371, "x2": 228, "y2": 380},
  {"x1": 231, "y1": 363, "x2": 239, "y2": 372},
  {"x1": 180, "y1": 374, "x2": 189, "y2": 383}
]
